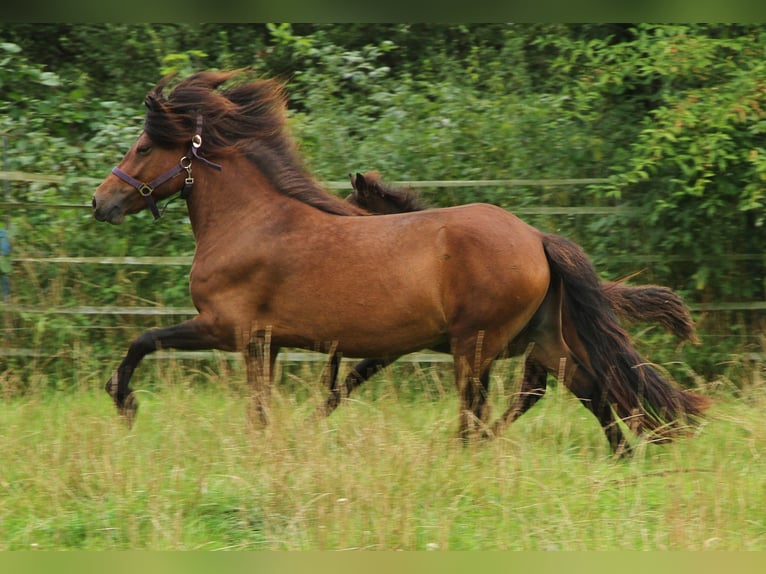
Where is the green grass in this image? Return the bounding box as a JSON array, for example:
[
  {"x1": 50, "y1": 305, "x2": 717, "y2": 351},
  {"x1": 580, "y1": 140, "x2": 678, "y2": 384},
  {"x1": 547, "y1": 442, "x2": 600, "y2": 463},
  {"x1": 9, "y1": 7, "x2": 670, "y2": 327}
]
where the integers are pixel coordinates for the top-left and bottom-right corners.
[{"x1": 1, "y1": 358, "x2": 765, "y2": 550}]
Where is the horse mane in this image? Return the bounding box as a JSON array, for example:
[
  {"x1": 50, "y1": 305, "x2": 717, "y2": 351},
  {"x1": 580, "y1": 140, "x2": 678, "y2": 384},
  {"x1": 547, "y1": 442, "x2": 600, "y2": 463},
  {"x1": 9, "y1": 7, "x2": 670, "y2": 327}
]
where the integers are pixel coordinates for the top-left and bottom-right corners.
[
  {"x1": 143, "y1": 70, "x2": 367, "y2": 216},
  {"x1": 354, "y1": 170, "x2": 427, "y2": 212}
]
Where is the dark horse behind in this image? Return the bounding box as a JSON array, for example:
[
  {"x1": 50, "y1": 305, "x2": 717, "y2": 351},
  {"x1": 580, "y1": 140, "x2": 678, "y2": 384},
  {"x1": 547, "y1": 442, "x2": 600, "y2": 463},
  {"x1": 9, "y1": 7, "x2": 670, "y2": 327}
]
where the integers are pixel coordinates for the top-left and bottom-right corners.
[
  {"x1": 315, "y1": 170, "x2": 703, "y2": 447},
  {"x1": 92, "y1": 70, "x2": 710, "y2": 456}
]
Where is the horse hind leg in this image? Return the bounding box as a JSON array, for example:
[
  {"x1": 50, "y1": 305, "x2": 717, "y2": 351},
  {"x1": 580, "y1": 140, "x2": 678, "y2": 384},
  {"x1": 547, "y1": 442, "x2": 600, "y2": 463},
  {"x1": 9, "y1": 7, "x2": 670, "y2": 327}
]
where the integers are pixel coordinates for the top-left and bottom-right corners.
[
  {"x1": 485, "y1": 278, "x2": 562, "y2": 440},
  {"x1": 313, "y1": 356, "x2": 393, "y2": 418},
  {"x1": 453, "y1": 357, "x2": 491, "y2": 442},
  {"x1": 503, "y1": 339, "x2": 632, "y2": 457},
  {"x1": 489, "y1": 354, "x2": 548, "y2": 439},
  {"x1": 494, "y1": 277, "x2": 632, "y2": 456},
  {"x1": 571, "y1": 369, "x2": 633, "y2": 458},
  {"x1": 311, "y1": 352, "x2": 342, "y2": 418},
  {"x1": 532, "y1": 329, "x2": 633, "y2": 456}
]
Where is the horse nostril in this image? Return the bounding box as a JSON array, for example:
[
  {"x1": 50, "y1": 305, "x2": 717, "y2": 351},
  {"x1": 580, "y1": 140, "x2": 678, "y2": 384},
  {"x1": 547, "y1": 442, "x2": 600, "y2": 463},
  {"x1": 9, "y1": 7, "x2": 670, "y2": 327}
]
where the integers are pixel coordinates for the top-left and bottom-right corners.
[{"x1": 92, "y1": 196, "x2": 97, "y2": 209}]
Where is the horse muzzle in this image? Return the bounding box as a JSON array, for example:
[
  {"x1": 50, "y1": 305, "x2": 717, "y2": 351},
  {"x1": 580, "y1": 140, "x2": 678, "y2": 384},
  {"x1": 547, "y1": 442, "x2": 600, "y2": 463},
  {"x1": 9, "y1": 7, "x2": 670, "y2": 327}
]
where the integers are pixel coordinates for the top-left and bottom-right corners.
[{"x1": 92, "y1": 193, "x2": 128, "y2": 225}]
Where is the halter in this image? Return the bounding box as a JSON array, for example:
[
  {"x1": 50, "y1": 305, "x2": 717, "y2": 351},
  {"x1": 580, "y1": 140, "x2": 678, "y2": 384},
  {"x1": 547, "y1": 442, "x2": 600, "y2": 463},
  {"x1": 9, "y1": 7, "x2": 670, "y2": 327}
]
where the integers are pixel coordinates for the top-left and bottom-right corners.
[{"x1": 111, "y1": 115, "x2": 222, "y2": 220}]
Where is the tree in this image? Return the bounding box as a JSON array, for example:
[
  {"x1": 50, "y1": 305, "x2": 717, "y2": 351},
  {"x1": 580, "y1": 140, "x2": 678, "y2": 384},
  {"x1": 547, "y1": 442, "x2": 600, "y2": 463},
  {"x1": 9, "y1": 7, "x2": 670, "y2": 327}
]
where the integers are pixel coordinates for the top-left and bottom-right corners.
[
  {"x1": 556, "y1": 24, "x2": 766, "y2": 303},
  {"x1": 2, "y1": 24, "x2": 764, "y2": 381}
]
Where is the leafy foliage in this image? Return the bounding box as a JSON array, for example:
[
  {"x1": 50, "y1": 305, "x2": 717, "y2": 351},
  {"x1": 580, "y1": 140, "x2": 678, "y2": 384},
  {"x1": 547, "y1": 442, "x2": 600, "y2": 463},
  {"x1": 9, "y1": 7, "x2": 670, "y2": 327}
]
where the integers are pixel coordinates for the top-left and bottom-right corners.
[
  {"x1": 535, "y1": 24, "x2": 766, "y2": 300},
  {"x1": 1, "y1": 24, "x2": 764, "y2": 382}
]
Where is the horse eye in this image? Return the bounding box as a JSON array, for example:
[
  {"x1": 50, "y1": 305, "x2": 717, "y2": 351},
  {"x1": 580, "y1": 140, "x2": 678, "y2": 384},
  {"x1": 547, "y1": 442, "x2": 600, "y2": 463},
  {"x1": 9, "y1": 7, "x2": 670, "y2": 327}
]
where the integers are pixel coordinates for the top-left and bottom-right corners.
[{"x1": 136, "y1": 144, "x2": 153, "y2": 156}]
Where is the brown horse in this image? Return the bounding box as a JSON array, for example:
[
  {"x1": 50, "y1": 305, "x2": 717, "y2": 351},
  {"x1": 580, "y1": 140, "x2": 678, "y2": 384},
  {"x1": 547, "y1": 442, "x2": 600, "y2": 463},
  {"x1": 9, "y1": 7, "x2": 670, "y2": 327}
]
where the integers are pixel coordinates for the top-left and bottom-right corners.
[
  {"x1": 92, "y1": 70, "x2": 710, "y2": 454},
  {"x1": 321, "y1": 171, "x2": 700, "y2": 444}
]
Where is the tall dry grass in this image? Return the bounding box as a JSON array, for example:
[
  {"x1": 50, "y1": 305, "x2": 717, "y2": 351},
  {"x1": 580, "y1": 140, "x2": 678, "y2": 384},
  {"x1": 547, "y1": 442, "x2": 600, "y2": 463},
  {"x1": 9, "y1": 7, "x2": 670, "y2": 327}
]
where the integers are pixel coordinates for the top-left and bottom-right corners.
[{"x1": 0, "y1": 355, "x2": 765, "y2": 550}]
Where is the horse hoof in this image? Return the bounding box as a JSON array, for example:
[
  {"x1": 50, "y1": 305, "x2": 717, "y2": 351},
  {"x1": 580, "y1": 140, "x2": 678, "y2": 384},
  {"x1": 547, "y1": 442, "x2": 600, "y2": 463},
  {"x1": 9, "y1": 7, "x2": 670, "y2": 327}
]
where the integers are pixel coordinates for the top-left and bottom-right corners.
[
  {"x1": 119, "y1": 393, "x2": 138, "y2": 428},
  {"x1": 480, "y1": 428, "x2": 497, "y2": 441},
  {"x1": 310, "y1": 396, "x2": 341, "y2": 421},
  {"x1": 247, "y1": 404, "x2": 271, "y2": 430},
  {"x1": 611, "y1": 440, "x2": 634, "y2": 460},
  {"x1": 306, "y1": 406, "x2": 327, "y2": 423}
]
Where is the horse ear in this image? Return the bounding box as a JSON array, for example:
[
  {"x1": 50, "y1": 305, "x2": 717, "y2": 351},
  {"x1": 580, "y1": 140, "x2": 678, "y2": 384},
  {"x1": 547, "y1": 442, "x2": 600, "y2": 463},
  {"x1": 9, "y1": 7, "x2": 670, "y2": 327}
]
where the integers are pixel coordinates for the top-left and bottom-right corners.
[
  {"x1": 349, "y1": 172, "x2": 357, "y2": 192},
  {"x1": 354, "y1": 172, "x2": 368, "y2": 193}
]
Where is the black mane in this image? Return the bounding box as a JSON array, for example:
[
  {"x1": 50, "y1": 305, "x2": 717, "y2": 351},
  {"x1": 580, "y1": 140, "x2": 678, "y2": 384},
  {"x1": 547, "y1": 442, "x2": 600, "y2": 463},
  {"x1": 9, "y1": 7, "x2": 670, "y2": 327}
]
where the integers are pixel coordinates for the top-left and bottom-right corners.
[{"x1": 143, "y1": 70, "x2": 367, "y2": 216}]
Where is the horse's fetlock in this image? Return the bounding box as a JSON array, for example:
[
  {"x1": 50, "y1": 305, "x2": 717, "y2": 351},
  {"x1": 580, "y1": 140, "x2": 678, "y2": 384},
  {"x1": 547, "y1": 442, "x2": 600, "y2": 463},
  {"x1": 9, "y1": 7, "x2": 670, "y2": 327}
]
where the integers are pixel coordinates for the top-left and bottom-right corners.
[{"x1": 104, "y1": 371, "x2": 119, "y2": 398}]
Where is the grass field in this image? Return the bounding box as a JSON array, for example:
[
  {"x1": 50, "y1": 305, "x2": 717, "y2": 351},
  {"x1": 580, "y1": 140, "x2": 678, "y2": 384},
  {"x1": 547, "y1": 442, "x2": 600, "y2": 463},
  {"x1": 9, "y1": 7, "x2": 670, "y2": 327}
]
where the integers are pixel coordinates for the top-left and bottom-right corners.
[{"x1": 0, "y1": 356, "x2": 765, "y2": 550}]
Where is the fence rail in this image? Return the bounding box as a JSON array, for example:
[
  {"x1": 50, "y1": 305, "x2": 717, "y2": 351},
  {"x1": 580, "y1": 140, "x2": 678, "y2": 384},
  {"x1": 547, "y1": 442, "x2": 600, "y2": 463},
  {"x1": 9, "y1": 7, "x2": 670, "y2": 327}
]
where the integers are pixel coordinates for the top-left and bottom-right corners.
[
  {"x1": 2, "y1": 169, "x2": 617, "y2": 211},
  {"x1": 11, "y1": 252, "x2": 765, "y2": 267},
  {"x1": 3, "y1": 171, "x2": 764, "y2": 364},
  {"x1": 0, "y1": 201, "x2": 634, "y2": 216},
  {"x1": 0, "y1": 347, "x2": 452, "y2": 363},
  {"x1": 5, "y1": 300, "x2": 766, "y2": 317},
  {"x1": 0, "y1": 169, "x2": 611, "y2": 189}
]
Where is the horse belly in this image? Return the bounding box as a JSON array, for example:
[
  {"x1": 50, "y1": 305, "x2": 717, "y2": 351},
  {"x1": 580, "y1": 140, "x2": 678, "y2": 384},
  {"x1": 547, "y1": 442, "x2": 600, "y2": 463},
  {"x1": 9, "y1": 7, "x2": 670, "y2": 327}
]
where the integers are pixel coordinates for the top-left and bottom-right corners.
[
  {"x1": 286, "y1": 288, "x2": 446, "y2": 357},
  {"x1": 268, "y1": 255, "x2": 447, "y2": 357},
  {"x1": 333, "y1": 308, "x2": 447, "y2": 357}
]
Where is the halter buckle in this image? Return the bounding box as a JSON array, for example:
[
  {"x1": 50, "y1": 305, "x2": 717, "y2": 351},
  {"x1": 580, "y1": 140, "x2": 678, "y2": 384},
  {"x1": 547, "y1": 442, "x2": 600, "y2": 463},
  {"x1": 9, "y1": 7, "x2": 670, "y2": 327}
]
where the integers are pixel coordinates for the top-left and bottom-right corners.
[{"x1": 138, "y1": 183, "x2": 154, "y2": 197}]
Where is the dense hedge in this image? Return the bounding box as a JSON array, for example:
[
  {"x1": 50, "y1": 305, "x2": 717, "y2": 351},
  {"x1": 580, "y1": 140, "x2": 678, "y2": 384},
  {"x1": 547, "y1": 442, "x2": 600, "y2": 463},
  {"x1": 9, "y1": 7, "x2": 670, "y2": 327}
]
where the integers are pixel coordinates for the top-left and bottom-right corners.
[{"x1": 1, "y1": 24, "x2": 764, "y2": 381}]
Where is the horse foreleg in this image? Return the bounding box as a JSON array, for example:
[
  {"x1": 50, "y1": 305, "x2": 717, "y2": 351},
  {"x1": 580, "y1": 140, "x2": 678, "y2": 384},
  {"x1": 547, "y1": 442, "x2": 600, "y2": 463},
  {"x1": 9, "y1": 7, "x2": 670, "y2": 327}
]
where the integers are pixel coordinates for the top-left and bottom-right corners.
[
  {"x1": 316, "y1": 356, "x2": 393, "y2": 418},
  {"x1": 105, "y1": 316, "x2": 222, "y2": 426},
  {"x1": 245, "y1": 331, "x2": 279, "y2": 429}
]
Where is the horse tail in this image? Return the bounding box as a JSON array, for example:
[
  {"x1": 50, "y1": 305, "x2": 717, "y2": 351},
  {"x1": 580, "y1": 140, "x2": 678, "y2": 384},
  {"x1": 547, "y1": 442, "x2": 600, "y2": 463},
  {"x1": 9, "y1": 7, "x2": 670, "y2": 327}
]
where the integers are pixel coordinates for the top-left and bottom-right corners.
[
  {"x1": 541, "y1": 233, "x2": 711, "y2": 439},
  {"x1": 601, "y1": 282, "x2": 698, "y2": 344}
]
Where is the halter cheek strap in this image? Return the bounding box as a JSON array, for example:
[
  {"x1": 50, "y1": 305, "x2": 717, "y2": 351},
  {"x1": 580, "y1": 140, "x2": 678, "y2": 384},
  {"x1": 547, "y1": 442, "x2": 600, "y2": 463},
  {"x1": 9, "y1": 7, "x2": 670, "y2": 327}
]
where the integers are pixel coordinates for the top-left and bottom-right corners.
[
  {"x1": 111, "y1": 163, "x2": 186, "y2": 219},
  {"x1": 189, "y1": 115, "x2": 224, "y2": 172},
  {"x1": 111, "y1": 115, "x2": 222, "y2": 220}
]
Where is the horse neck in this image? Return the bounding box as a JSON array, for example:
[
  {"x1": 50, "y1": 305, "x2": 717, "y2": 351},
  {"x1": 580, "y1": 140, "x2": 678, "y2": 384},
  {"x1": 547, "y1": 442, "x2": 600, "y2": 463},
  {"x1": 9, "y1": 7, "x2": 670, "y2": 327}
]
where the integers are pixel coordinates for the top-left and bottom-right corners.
[{"x1": 185, "y1": 156, "x2": 287, "y2": 244}]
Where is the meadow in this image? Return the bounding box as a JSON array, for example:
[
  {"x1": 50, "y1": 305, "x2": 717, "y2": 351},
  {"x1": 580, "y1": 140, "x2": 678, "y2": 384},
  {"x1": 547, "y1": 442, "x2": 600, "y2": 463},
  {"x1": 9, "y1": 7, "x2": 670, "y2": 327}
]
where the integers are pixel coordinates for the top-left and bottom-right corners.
[{"x1": 0, "y1": 354, "x2": 764, "y2": 551}]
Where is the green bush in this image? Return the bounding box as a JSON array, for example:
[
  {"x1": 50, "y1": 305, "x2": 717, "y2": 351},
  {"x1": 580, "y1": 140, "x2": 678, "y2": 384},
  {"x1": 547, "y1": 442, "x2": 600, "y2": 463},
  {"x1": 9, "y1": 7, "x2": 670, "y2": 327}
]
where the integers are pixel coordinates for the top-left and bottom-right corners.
[{"x1": 1, "y1": 24, "x2": 763, "y2": 386}]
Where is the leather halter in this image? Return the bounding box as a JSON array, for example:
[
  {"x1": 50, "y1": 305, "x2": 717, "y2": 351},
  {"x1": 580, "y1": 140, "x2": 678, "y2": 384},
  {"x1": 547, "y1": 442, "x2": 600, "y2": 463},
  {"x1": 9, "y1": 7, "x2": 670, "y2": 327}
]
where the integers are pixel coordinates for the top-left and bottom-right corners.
[{"x1": 111, "y1": 116, "x2": 222, "y2": 220}]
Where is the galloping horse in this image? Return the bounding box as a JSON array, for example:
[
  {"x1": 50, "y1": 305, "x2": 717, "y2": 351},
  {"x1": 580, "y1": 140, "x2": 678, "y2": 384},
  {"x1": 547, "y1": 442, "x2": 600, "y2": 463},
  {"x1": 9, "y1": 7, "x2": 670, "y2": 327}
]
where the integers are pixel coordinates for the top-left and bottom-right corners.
[
  {"x1": 319, "y1": 171, "x2": 700, "y2": 443},
  {"x1": 92, "y1": 70, "x2": 710, "y2": 454}
]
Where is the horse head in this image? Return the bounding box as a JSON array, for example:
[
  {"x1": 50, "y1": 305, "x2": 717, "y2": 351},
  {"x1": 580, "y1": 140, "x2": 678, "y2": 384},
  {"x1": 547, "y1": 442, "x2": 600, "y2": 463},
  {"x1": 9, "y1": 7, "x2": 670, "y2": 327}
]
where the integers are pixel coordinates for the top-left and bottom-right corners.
[
  {"x1": 92, "y1": 130, "x2": 196, "y2": 224},
  {"x1": 93, "y1": 72, "x2": 234, "y2": 224}
]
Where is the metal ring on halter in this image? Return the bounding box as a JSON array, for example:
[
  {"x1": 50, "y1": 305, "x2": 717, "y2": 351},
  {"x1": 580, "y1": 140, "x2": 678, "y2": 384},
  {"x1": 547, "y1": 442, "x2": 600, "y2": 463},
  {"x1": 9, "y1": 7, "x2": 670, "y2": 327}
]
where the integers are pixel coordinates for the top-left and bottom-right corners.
[
  {"x1": 180, "y1": 156, "x2": 192, "y2": 169},
  {"x1": 138, "y1": 183, "x2": 154, "y2": 197},
  {"x1": 192, "y1": 134, "x2": 202, "y2": 149}
]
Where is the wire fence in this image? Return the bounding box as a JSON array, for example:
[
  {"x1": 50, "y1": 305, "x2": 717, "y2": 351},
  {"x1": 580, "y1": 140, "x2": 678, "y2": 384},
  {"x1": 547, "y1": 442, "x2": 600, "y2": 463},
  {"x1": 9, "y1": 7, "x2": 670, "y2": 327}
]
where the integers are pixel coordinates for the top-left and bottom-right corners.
[{"x1": 2, "y1": 170, "x2": 764, "y2": 362}]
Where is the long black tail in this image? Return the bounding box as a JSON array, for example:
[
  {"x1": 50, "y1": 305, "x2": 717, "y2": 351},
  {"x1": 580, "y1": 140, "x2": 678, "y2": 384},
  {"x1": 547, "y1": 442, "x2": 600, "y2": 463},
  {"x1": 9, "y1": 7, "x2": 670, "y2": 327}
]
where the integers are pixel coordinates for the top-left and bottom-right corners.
[
  {"x1": 602, "y1": 281, "x2": 698, "y2": 344},
  {"x1": 542, "y1": 233, "x2": 711, "y2": 439}
]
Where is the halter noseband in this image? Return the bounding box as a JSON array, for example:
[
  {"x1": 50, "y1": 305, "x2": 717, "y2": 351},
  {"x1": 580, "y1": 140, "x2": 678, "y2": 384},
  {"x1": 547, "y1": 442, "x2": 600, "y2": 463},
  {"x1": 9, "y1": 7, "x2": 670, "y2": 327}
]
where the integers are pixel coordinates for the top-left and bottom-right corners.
[{"x1": 111, "y1": 116, "x2": 222, "y2": 220}]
